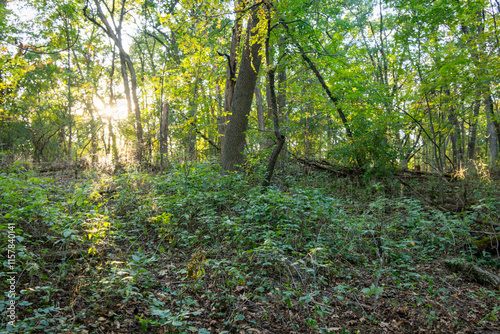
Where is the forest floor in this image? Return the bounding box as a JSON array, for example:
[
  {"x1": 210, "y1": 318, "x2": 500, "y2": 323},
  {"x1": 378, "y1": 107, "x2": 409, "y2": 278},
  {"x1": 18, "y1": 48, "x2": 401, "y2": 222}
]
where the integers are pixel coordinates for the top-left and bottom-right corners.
[{"x1": 1, "y1": 162, "x2": 499, "y2": 333}]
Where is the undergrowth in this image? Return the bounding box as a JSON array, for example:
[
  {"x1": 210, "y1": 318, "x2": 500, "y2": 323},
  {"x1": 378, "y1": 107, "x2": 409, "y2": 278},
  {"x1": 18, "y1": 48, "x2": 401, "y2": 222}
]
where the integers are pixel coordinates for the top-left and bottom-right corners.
[{"x1": 0, "y1": 162, "x2": 499, "y2": 333}]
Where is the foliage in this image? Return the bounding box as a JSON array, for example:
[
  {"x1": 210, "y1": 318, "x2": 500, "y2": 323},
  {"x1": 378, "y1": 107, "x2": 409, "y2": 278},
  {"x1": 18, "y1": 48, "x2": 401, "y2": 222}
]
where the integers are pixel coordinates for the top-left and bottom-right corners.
[
  {"x1": 1, "y1": 0, "x2": 500, "y2": 331},
  {"x1": 0, "y1": 165, "x2": 498, "y2": 332}
]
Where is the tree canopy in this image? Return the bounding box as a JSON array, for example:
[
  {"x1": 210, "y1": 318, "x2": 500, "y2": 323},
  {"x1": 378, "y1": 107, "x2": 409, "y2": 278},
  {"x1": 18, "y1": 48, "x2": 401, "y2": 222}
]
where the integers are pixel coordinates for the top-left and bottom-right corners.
[{"x1": 0, "y1": 0, "x2": 498, "y2": 172}]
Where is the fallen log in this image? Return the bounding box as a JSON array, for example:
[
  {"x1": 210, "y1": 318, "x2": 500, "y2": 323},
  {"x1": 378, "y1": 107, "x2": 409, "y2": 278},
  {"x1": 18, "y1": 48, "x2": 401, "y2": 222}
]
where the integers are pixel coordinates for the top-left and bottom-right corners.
[
  {"x1": 293, "y1": 156, "x2": 362, "y2": 177},
  {"x1": 443, "y1": 258, "x2": 500, "y2": 288}
]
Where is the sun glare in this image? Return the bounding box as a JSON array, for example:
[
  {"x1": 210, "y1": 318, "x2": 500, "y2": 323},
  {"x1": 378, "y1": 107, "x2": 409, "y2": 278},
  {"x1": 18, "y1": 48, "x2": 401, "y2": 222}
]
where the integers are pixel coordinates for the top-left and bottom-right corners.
[{"x1": 99, "y1": 100, "x2": 129, "y2": 120}]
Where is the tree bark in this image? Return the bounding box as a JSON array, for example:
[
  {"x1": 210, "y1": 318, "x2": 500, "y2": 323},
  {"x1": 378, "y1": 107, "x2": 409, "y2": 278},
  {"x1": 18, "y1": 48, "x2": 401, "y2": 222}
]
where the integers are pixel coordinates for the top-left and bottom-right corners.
[
  {"x1": 108, "y1": 49, "x2": 119, "y2": 164},
  {"x1": 221, "y1": 6, "x2": 263, "y2": 172},
  {"x1": 277, "y1": 36, "x2": 287, "y2": 126},
  {"x1": 63, "y1": 17, "x2": 73, "y2": 163},
  {"x1": 448, "y1": 109, "x2": 461, "y2": 169},
  {"x1": 254, "y1": 75, "x2": 265, "y2": 150},
  {"x1": 187, "y1": 80, "x2": 199, "y2": 161},
  {"x1": 125, "y1": 53, "x2": 144, "y2": 162},
  {"x1": 486, "y1": 95, "x2": 499, "y2": 165},
  {"x1": 263, "y1": 68, "x2": 285, "y2": 187},
  {"x1": 160, "y1": 101, "x2": 170, "y2": 167},
  {"x1": 119, "y1": 53, "x2": 133, "y2": 116},
  {"x1": 218, "y1": 0, "x2": 243, "y2": 151},
  {"x1": 90, "y1": 106, "x2": 98, "y2": 166},
  {"x1": 467, "y1": 99, "x2": 481, "y2": 161},
  {"x1": 488, "y1": 119, "x2": 499, "y2": 166}
]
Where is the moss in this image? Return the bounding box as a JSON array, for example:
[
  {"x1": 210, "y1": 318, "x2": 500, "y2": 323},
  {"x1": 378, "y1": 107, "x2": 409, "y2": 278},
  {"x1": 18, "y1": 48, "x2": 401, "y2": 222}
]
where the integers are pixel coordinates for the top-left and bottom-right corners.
[{"x1": 472, "y1": 235, "x2": 500, "y2": 254}]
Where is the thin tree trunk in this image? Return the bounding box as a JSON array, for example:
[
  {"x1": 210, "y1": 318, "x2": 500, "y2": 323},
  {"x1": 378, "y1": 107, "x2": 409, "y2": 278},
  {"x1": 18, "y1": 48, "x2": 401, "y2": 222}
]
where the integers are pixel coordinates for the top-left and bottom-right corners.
[
  {"x1": 486, "y1": 95, "x2": 499, "y2": 165},
  {"x1": 119, "y1": 53, "x2": 133, "y2": 116},
  {"x1": 282, "y1": 22, "x2": 353, "y2": 138},
  {"x1": 448, "y1": 109, "x2": 460, "y2": 169},
  {"x1": 109, "y1": 49, "x2": 119, "y2": 164},
  {"x1": 277, "y1": 37, "x2": 287, "y2": 125},
  {"x1": 160, "y1": 101, "x2": 170, "y2": 167},
  {"x1": 126, "y1": 57, "x2": 144, "y2": 162},
  {"x1": 65, "y1": 22, "x2": 73, "y2": 162},
  {"x1": 187, "y1": 80, "x2": 199, "y2": 161},
  {"x1": 254, "y1": 75, "x2": 265, "y2": 150},
  {"x1": 262, "y1": 6, "x2": 285, "y2": 187},
  {"x1": 263, "y1": 69, "x2": 285, "y2": 187},
  {"x1": 467, "y1": 100, "x2": 480, "y2": 160}
]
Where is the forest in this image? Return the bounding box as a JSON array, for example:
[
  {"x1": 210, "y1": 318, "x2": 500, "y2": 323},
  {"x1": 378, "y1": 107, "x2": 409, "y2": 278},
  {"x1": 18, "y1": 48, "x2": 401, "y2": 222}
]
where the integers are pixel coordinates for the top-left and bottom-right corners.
[{"x1": 1, "y1": 0, "x2": 500, "y2": 333}]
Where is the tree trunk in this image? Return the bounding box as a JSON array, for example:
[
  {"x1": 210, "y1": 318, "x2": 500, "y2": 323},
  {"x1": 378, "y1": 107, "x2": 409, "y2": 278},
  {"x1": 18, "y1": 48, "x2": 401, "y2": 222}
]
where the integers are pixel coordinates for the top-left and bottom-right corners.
[
  {"x1": 448, "y1": 110, "x2": 461, "y2": 169},
  {"x1": 119, "y1": 53, "x2": 133, "y2": 116},
  {"x1": 263, "y1": 68, "x2": 286, "y2": 187},
  {"x1": 222, "y1": 6, "x2": 263, "y2": 172},
  {"x1": 125, "y1": 54, "x2": 144, "y2": 162},
  {"x1": 86, "y1": 101, "x2": 98, "y2": 166},
  {"x1": 467, "y1": 99, "x2": 480, "y2": 161},
  {"x1": 187, "y1": 80, "x2": 199, "y2": 161},
  {"x1": 486, "y1": 95, "x2": 499, "y2": 165},
  {"x1": 282, "y1": 22, "x2": 353, "y2": 139},
  {"x1": 488, "y1": 119, "x2": 499, "y2": 166},
  {"x1": 65, "y1": 22, "x2": 73, "y2": 163},
  {"x1": 254, "y1": 75, "x2": 265, "y2": 150},
  {"x1": 160, "y1": 101, "x2": 170, "y2": 167},
  {"x1": 277, "y1": 37, "x2": 287, "y2": 126},
  {"x1": 218, "y1": 0, "x2": 243, "y2": 151}
]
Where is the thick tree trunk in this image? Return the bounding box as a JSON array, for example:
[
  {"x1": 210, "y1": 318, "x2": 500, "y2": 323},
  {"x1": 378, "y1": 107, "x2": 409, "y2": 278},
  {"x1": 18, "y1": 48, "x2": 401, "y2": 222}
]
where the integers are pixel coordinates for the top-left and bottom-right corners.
[
  {"x1": 218, "y1": 0, "x2": 243, "y2": 151},
  {"x1": 221, "y1": 7, "x2": 262, "y2": 172}
]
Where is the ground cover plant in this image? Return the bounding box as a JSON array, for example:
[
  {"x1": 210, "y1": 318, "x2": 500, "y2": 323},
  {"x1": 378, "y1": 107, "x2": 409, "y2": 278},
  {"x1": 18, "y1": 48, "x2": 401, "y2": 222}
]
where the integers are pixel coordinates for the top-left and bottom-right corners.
[
  {"x1": 1, "y1": 163, "x2": 499, "y2": 333},
  {"x1": 3, "y1": 0, "x2": 500, "y2": 332}
]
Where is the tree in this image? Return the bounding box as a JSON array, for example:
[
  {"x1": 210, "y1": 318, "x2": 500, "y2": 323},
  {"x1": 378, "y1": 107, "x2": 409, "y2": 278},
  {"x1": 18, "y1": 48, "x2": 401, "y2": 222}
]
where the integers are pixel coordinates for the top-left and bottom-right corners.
[
  {"x1": 221, "y1": 3, "x2": 264, "y2": 172},
  {"x1": 218, "y1": 0, "x2": 243, "y2": 151},
  {"x1": 84, "y1": 0, "x2": 144, "y2": 162}
]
